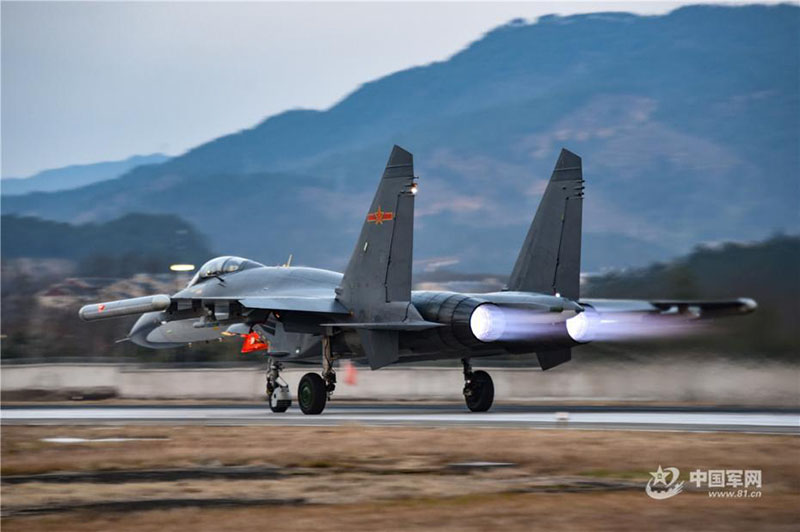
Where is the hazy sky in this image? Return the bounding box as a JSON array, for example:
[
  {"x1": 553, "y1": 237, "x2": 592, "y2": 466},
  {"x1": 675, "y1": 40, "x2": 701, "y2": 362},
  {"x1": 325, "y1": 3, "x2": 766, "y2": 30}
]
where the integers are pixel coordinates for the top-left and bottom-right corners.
[{"x1": 1, "y1": 1, "x2": 775, "y2": 177}]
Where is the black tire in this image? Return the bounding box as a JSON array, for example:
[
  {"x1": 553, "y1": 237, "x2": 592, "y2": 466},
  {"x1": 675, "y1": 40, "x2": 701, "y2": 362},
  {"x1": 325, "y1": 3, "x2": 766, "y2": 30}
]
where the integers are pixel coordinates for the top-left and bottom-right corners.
[
  {"x1": 464, "y1": 370, "x2": 494, "y2": 412},
  {"x1": 270, "y1": 401, "x2": 290, "y2": 413},
  {"x1": 298, "y1": 373, "x2": 327, "y2": 415}
]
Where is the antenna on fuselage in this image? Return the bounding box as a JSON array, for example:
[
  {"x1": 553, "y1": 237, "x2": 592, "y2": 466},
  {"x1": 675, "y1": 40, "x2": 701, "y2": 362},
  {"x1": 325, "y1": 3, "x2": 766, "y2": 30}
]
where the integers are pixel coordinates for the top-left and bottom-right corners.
[{"x1": 282, "y1": 254, "x2": 293, "y2": 268}]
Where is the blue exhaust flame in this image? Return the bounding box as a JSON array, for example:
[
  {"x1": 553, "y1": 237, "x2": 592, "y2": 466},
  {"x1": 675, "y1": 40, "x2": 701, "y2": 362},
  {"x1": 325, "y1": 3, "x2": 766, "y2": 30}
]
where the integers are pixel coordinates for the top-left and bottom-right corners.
[{"x1": 470, "y1": 305, "x2": 705, "y2": 344}]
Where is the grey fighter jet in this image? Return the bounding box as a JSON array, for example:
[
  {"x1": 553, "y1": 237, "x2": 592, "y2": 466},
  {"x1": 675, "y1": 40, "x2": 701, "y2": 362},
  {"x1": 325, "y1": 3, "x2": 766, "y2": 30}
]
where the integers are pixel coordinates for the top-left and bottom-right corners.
[{"x1": 80, "y1": 146, "x2": 756, "y2": 414}]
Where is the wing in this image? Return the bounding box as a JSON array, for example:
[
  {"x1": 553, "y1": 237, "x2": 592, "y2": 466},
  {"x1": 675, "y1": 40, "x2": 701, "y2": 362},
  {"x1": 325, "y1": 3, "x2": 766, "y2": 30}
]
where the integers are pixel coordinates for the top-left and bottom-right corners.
[{"x1": 579, "y1": 298, "x2": 757, "y2": 319}]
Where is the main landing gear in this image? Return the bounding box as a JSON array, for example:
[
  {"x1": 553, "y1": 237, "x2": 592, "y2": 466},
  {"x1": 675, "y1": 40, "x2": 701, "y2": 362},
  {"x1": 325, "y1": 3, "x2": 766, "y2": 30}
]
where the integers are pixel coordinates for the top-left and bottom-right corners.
[
  {"x1": 265, "y1": 332, "x2": 337, "y2": 415},
  {"x1": 298, "y1": 331, "x2": 336, "y2": 415},
  {"x1": 462, "y1": 358, "x2": 494, "y2": 412},
  {"x1": 266, "y1": 359, "x2": 291, "y2": 413}
]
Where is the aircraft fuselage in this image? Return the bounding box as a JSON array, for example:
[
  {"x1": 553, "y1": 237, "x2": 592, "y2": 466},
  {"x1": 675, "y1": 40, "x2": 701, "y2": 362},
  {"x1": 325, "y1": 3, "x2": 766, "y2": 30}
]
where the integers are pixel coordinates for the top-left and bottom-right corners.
[{"x1": 130, "y1": 264, "x2": 583, "y2": 364}]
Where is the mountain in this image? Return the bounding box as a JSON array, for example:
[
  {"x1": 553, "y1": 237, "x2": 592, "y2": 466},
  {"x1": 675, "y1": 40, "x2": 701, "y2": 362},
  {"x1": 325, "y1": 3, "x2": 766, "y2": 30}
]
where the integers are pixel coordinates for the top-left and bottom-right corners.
[
  {"x1": 1, "y1": 213, "x2": 213, "y2": 276},
  {"x1": 1, "y1": 153, "x2": 169, "y2": 195},
  {"x1": 2, "y1": 5, "x2": 798, "y2": 273}
]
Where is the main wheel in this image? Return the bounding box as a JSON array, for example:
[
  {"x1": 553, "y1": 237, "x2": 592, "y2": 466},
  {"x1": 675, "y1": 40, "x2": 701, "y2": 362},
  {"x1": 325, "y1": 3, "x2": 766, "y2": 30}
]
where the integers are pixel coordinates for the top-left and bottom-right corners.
[
  {"x1": 298, "y1": 373, "x2": 327, "y2": 415},
  {"x1": 464, "y1": 370, "x2": 494, "y2": 412}
]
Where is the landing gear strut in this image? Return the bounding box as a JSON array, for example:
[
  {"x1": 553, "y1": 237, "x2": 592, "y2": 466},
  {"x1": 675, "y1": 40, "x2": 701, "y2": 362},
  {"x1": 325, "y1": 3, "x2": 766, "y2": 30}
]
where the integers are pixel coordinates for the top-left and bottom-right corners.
[
  {"x1": 462, "y1": 358, "x2": 494, "y2": 412},
  {"x1": 266, "y1": 359, "x2": 291, "y2": 413},
  {"x1": 321, "y1": 333, "x2": 337, "y2": 394},
  {"x1": 298, "y1": 330, "x2": 336, "y2": 415}
]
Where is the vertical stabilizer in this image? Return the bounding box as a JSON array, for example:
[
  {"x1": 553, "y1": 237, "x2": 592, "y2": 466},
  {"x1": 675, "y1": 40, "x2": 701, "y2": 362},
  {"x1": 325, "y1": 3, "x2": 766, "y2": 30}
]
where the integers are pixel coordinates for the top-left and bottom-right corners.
[
  {"x1": 339, "y1": 145, "x2": 416, "y2": 308},
  {"x1": 338, "y1": 145, "x2": 417, "y2": 369},
  {"x1": 507, "y1": 149, "x2": 584, "y2": 299}
]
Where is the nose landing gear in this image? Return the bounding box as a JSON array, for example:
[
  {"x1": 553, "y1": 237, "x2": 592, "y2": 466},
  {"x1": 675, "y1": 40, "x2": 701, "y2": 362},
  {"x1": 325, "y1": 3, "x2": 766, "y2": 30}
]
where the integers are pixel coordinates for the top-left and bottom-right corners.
[
  {"x1": 266, "y1": 359, "x2": 291, "y2": 413},
  {"x1": 462, "y1": 358, "x2": 494, "y2": 412}
]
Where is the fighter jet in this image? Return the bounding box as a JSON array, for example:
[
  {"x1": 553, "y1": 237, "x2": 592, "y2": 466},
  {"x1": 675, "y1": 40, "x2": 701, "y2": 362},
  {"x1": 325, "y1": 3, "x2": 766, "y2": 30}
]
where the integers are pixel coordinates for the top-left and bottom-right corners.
[{"x1": 79, "y1": 146, "x2": 756, "y2": 414}]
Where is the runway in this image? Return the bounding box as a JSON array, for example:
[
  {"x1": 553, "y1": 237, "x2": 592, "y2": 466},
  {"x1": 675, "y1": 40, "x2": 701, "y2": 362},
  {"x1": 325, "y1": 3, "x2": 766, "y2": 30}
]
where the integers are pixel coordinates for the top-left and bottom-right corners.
[{"x1": 2, "y1": 404, "x2": 798, "y2": 433}]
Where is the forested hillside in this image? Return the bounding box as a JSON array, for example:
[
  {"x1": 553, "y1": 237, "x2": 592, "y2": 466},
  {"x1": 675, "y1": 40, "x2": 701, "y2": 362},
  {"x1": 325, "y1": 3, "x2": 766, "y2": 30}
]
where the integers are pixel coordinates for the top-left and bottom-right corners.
[{"x1": 2, "y1": 214, "x2": 213, "y2": 276}]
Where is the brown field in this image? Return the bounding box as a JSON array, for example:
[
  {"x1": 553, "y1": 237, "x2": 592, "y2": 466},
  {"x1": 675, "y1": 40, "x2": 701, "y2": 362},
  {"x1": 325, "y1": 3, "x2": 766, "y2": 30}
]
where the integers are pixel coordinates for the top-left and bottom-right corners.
[{"x1": 2, "y1": 425, "x2": 799, "y2": 531}]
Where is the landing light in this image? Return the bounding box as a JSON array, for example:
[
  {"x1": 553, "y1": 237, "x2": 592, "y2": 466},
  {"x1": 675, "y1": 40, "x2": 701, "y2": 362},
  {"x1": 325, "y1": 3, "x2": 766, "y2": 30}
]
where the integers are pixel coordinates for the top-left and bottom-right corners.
[
  {"x1": 410, "y1": 184, "x2": 418, "y2": 195},
  {"x1": 170, "y1": 264, "x2": 195, "y2": 272}
]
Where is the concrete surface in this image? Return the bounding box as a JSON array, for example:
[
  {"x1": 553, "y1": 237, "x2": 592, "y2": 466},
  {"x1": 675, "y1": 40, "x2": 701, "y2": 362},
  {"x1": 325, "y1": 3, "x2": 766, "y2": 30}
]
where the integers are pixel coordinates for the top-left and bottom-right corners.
[
  {"x1": 2, "y1": 404, "x2": 798, "y2": 433},
  {"x1": 2, "y1": 361, "x2": 798, "y2": 405}
]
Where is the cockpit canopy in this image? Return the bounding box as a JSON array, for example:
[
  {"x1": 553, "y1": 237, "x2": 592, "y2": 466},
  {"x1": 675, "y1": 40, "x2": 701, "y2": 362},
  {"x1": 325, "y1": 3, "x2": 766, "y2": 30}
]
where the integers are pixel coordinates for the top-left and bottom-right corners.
[{"x1": 188, "y1": 256, "x2": 264, "y2": 286}]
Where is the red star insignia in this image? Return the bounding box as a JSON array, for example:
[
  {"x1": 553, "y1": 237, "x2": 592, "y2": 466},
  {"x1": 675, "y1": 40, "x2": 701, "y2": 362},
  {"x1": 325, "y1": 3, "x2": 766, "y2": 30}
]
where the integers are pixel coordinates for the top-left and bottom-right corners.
[{"x1": 367, "y1": 206, "x2": 394, "y2": 224}]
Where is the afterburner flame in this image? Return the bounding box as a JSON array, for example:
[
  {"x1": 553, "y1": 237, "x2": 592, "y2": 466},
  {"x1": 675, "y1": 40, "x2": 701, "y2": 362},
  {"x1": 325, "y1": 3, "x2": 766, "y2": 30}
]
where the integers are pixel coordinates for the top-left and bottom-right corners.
[
  {"x1": 469, "y1": 305, "x2": 705, "y2": 344},
  {"x1": 566, "y1": 312, "x2": 591, "y2": 343},
  {"x1": 469, "y1": 304, "x2": 507, "y2": 342}
]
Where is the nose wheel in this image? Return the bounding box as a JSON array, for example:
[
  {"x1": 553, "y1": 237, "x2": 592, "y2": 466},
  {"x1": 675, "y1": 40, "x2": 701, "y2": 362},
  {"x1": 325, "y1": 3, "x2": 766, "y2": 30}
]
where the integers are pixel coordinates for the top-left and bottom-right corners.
[
  {"x1": 462, "y1": 359, "x2": 494, "y2": 412},
  {"x1": 266, "y1": 359, "x2": 291, "y2": 413}
]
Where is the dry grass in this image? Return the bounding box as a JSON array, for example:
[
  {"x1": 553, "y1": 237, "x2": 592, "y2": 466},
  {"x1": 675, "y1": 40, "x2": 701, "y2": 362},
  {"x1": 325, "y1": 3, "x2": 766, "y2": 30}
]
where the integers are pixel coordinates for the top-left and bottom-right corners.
[
  {"x1": 3, "y1": 425, "x2": 798, "y2": 485},
  {"x1": 4, "y1": 493, "x2": 799, "y2": 532},
  {"x1": 2, "y1": 425, "x2": 799, "y2": 531},
  {"x1": 1, "y1": 470, "x2": 551, "y2": 508}
]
